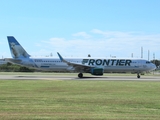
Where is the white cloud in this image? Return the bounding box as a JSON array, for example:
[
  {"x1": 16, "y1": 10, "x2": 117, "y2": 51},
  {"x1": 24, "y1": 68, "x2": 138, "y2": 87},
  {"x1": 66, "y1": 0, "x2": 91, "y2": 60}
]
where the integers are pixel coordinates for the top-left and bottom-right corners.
[
  {"x1": 33, "y1": 29, "x2": 160, "y2": 59},
  {"x1": 91, "y1": 29, "x2": 132, "y2": 38},
  {"x1": 72, "y1": 32, "x2": 92, "y2": 38}
]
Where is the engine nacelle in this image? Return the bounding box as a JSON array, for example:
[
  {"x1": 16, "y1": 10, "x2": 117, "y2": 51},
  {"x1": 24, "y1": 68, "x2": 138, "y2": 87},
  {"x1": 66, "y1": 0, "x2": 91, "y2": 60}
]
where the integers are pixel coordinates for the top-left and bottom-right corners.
[{"x1": 91, "y1": 68, "x2": 103, "y2": 76}]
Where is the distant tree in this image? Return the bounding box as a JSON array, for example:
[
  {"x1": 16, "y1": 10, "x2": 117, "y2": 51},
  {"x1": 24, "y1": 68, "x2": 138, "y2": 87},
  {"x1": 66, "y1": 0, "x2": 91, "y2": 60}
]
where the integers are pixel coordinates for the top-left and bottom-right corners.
[
  {"x1": 6, "y1": 62, "x2": 12, "y2": 66},
  {"x1": 151, "y1": 59, "x2": 160, "y2": 67},
  {"x1": 0, "y1": 63, "x2": 35, "y2": 72},
  {"x1": 19, "y1": 66, "x2": 34, "y2": 72}
]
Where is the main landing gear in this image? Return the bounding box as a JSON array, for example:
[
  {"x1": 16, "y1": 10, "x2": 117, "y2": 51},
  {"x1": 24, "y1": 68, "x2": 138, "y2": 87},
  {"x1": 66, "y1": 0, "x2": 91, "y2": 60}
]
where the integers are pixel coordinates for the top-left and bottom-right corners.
[
  {"x1": 78, "y1": 73, "x2": 83, "y2": 78},
  {"x1": 78, "y1": 72, "x2": 141, "y2": 78},
  {"x1": 137, "y1": 73, "x2": 140, "y2": 78}
]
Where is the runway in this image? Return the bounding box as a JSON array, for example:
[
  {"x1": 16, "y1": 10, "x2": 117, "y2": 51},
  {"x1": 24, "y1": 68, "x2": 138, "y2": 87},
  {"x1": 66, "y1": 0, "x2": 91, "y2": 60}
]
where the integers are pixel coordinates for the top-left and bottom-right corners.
[{"x1": 0, "y1": 73, "x2": 160, "y2": 81}]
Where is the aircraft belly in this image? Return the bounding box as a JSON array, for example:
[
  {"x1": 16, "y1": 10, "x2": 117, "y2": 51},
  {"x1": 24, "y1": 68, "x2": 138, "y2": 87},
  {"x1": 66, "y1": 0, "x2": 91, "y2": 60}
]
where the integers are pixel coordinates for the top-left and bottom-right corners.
[{"x1": 103, "y1": 66, "x2": 145, "y2": 73}]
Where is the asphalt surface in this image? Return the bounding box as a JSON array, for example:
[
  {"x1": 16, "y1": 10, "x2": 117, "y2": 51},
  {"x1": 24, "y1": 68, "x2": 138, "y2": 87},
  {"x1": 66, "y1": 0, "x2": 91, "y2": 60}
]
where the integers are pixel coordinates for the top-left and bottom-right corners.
[{"x1": 0, "y1": 74, "x2": 159, "y2": 81}]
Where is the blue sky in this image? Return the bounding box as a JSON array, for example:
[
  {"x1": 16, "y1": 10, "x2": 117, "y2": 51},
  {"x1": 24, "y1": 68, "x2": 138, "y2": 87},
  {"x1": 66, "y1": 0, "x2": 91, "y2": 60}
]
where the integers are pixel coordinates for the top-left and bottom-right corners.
[{"x1": 0, "y1": 0, "x2": 160, "y2": 60}]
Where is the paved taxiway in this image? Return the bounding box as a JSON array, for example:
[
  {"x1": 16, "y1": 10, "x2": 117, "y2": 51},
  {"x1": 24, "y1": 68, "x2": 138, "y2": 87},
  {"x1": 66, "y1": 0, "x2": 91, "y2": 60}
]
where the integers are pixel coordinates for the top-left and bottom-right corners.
[{"x1": 0, "y1": 74, "x2": 160, "y2": 81}]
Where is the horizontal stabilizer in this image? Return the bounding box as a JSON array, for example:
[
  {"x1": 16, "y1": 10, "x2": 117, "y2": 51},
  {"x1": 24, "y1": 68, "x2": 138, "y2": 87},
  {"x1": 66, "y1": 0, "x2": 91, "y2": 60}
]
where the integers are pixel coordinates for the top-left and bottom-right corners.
[{"x1": 5, "y1": 58, "x2": 22, "y2": 64}]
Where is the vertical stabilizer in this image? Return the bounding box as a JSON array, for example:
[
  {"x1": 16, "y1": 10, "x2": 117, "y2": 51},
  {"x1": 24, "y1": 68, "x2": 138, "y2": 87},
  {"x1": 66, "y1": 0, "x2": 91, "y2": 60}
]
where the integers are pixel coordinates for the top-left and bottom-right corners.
[{"x1": 7, "y1": 36, "x2": 30, "y2": 58}]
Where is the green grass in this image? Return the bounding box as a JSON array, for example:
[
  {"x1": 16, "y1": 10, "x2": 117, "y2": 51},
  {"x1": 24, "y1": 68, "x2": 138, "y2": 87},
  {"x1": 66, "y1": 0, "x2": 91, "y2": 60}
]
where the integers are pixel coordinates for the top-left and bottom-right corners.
[{"x1": 0, "y1": 79, "x2": 160, "y2": 119}]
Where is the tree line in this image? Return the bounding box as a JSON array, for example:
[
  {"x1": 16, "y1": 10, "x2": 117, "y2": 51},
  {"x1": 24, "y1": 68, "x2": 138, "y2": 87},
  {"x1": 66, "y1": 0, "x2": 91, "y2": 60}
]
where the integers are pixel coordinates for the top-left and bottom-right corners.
[
  {"x1": 0, "y1": 62, "x2": 35, "y2": 72},
  {"x1": 151, "y1": 60, "x2": 160, "y2": 68}
]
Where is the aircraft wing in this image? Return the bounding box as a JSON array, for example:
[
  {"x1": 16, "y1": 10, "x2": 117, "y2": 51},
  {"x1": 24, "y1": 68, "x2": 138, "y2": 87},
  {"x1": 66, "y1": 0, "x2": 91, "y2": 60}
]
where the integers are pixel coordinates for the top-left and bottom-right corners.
[{"x1": 57, "y1": 52, "x2": 94, "y2": 71}]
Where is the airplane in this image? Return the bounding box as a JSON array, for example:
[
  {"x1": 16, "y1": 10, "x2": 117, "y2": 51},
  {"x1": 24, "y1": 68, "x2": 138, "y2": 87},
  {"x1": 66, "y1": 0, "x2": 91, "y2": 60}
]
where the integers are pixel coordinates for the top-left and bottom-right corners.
[
  {"x1": 57, "y1": 52, "x2": 156, "y2": 78},
  {"x1": 6, "y1": 36, "x2": 156, "y2": 78}
]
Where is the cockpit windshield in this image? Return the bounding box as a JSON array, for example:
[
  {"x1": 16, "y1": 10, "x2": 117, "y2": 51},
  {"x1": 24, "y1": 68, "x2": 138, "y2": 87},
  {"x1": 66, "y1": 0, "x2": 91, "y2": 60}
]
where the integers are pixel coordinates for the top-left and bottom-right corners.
[{"x1": 146, "y1": 61, "x2": 151, "y2": 64}]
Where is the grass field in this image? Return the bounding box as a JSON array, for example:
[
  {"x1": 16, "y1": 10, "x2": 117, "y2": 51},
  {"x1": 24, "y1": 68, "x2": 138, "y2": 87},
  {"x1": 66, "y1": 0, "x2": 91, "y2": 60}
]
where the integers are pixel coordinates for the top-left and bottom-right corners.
[{"x1": 0, "y1": 73, "x2": 160, "y2": 119}]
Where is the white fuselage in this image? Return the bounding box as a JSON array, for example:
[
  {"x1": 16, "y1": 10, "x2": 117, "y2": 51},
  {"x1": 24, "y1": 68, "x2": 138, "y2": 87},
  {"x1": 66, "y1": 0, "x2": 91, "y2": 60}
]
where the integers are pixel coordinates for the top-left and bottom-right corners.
[{"x1": 6, "y1": 57, "x2": 156, "y2": 73}]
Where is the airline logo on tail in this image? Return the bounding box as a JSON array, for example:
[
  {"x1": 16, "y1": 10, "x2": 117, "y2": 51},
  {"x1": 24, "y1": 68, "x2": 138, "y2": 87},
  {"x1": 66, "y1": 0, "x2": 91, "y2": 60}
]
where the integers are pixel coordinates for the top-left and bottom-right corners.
[{"x1": 7, "y1": 36, "x2": 30, "y2": 58}]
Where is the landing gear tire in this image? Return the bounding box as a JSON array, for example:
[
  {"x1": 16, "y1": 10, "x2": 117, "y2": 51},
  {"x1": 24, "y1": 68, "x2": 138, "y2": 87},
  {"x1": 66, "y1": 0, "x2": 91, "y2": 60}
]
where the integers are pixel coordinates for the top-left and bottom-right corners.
[
  {"x1": 78, "y1": 73, "x2": 83, "y2": 78},
  {"x1": 137, "y1": 74, "x2": 140, "y2": 78}
]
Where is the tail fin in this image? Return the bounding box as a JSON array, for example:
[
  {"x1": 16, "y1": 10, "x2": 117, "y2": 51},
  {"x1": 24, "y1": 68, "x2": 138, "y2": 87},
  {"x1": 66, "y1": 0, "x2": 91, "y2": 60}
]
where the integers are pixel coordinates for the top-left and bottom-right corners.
[{"x1": 7, "y1": 36, "x2": 30, "y2": 58}]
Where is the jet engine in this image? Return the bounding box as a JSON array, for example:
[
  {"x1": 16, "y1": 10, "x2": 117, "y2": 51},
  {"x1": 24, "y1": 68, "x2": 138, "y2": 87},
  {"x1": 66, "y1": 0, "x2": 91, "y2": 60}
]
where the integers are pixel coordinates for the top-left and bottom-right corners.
[{"x1": 91, "y1": 68, "x2": 103, "y2": 75}]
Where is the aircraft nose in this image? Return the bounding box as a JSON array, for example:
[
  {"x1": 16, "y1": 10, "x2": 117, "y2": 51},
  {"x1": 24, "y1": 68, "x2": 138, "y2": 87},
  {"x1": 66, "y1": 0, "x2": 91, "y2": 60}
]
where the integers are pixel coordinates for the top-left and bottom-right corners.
[{"x1": 151, "y1": 63, "x2": 156, "y2": 70}]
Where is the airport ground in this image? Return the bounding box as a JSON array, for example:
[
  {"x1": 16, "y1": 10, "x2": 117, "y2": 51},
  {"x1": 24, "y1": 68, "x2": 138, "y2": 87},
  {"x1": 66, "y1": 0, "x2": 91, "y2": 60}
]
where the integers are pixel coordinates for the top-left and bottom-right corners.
[
  {"x1": 0, "y1": 72, "x2": 160, "y2": 119},
  {"x1": 0, "y1": 71, "x2": 160, "y2": 81}
]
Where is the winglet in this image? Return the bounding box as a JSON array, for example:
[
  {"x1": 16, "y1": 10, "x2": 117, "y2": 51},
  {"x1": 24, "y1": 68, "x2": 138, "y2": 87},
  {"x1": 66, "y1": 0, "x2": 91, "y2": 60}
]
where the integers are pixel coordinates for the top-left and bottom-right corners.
[
  {"x1": 57, "y1": 52, "x2": 64, "y2": 62},
  {"x1": 57, "y1": 52, "x2": 69, "y2": 64}
]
